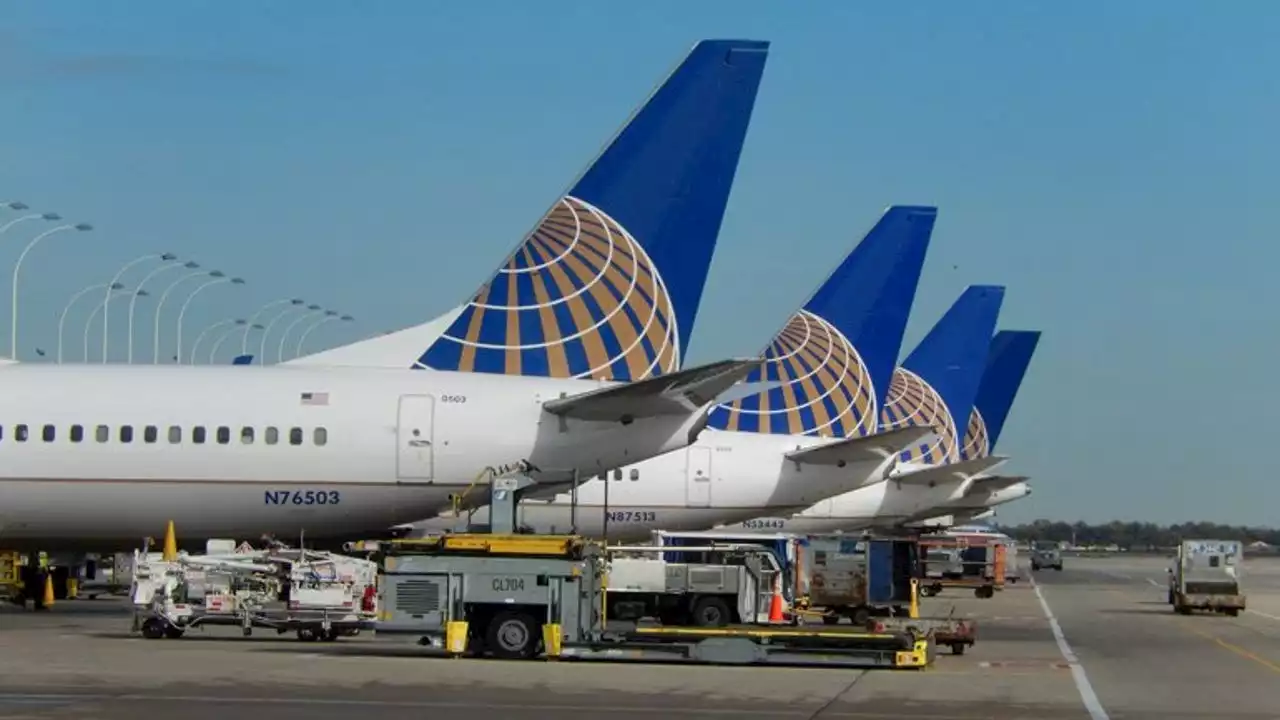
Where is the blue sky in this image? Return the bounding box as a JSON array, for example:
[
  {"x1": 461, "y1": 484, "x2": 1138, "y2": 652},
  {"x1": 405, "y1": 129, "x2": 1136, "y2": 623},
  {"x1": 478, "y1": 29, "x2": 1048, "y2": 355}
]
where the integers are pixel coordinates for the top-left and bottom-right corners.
[{"x1": 3, "y1": 1, "x2": 1278, "y2": 525}]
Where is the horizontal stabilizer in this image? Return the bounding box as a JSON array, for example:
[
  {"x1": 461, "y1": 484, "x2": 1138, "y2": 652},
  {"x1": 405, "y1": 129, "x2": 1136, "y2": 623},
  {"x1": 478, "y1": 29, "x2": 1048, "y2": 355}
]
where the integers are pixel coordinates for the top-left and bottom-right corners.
[
  {"x1": 889, "y1": 455, "x2": 1010, "y2": 486},
  {"x1": 963, "y1": 474, "x2": 1029, "y2": 496},
  {"x1": 784, "y1": 426, "x2": 935, "y2": 468},
  {"x1": 542, "y1": 357, "x2": 763, "y2": 422}
]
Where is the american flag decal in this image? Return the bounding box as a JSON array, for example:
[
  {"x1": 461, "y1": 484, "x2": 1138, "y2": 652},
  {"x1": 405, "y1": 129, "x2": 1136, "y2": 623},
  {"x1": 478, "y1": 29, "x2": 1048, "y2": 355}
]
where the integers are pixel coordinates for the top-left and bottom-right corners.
[{"x1": 300, "y1": 392, "x2": 330, "y2": 406}]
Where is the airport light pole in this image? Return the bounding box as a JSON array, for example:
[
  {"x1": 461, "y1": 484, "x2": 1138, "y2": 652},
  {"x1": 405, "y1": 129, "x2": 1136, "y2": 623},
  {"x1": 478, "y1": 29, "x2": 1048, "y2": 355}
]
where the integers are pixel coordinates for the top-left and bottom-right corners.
[
  {"x1": 175, "y1": 275, "x2": 245, "y2": 364},
  {"x1": 11, "y1": 220, "x2": 94, "y2": 358},
  {"x1": 82, "y1": 285, "x2": 130, "y2": 362},
  {"x1": 153, "y1": 268, "x2": 216, "y2": 364},
  {"x1": 293, "y1": 311, "x2": 352, "y2": 359},
  {"x1": 58, "y1": 282, "x2": 121, "y2": 364},
  {"x1": 190, "y1": 318, "x2": 244, "y2": 365},
  {"x1": 210, "y1": 321, "x2": 259, "y2": 365},
  {"x1": 258, "y1": 301, "x2": 310, "y2": 366},
  {"x1": 242, "y1": 298, "x2": 303, "y2": 357},
  {"x1": 102, "y1": 252, "x2": 176, "y2": 363},
  {"x1": 131, "y1": 260, "x2": 198, "y2": 364},
  {"x1": 276, "y1": 305, "x2": 323, "y2": 364}
]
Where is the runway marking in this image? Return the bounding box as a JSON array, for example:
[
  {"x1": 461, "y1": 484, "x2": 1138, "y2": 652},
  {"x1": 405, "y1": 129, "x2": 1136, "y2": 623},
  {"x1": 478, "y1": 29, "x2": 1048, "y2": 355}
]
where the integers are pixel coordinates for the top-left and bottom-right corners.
[
  {"x1": 1182, "y1": 622, "x2": 1280, "y2": 675},
  {"x1": 1146, "y1": 578, "x2": 1161, "y2": 588},
  {"x1": 1248, "y1": 609, "x2": 1280, "y2": 623},
  {"x1": 1028, "y1": 575, "x2": 1110, "y2": 720}
]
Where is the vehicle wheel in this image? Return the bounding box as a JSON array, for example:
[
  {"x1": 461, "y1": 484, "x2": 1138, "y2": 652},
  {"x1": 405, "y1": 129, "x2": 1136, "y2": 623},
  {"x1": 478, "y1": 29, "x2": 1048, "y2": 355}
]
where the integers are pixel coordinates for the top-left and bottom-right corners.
[
  {"x1": 1031, "y1": 564, "x2": 1039, "y2": 571},
  {"x1": 485, "y1": 610, "x2": 540, "y2": 659},
  {"x1": 164, "y1": 625, "x2": 185, "y2": 639},
  {"x1": 822, "y1": 615, "x2": 840, "y2": 625},
  {"x1": 849, "y1": 606, "x2": 871, "y2": 627},
  {"x1": 141, "y1": 618, "x2": 167, "y2": 640},
  {"x1": 323, "y1": 628, "x2": 341, "y2": 641},
  {"x1": 1054, "y1": 566, "x2": 1062, "y2": 571},
  {"x1": 297, "y1": 628, "x2": 317, "y2": 642},
  {"x1": 690, "y1": 597, "x2": 732, "y2": 628},
  {"x1": 1225, "y1": 608, "x2": 1239, "y2": 617},
  {"x1": 951, "y1": 643, "x2": 966, "y2": 656}
]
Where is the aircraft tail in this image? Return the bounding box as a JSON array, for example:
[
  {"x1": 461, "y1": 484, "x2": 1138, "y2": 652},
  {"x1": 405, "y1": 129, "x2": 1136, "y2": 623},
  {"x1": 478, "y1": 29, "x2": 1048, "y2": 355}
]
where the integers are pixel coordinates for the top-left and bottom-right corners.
[
  {"x1": 291, "y1": 40, "x2": 770, "y2": 378},
  {"x1": 959, "y1": 330, "x2": 1041, "y2": 460},
  {"x1": 707, "y1": 205, "x2": 937, "y2": 437},
  {"x1": 880, "y1": 285, "x2": 1004, "y2": 465}
]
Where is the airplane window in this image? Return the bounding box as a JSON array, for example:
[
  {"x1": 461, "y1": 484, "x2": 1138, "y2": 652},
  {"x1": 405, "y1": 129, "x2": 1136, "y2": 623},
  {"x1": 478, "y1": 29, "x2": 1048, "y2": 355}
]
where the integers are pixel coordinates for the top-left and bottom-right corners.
[
  {"x1": 168, "y1": 426, "x2": 182, "y2": 444},
  {"x1": 119, "y1": 425, "x2": 133, "y2": 443},
  {"x1": 288, "y1": 427, "x2": 303, "y2": 446},
  {"x1": 95, "y1": 425, "x2": 109, "y2": 443},
  {"x1": 313, "y1": 427, "x2": 327, "y2": 446},
  {"x1": 630, "y1": 468, "x2": 640, "y2": 481},
  {"x1": 42, "y1": 424, "x2": 55, "y2": 442},
  {"x1": 0, "y1": 425, "x2": 3, "y2": 440},
  {"x1": 15, "y1": 424, "x2": 28, "y2": 442},
  {"x1": 216, "y1": 426, "x2": 230, "y2": 445},
  {"x1": 144, "y1": 426, "x2": 158, "y2": 444},
  {"x1": 265, "y1": 426, "x2": 279, "y2": 445},
  {"x1": 612, "y1": 468, "x2": 623, "y2": 481},
  {"x1": 192, "y1": 426, "x2": 206, "y2": 444},
  {"x1": 241, "y1": 427, "x2": 254, "y2": 444},
  {"x1": 70, "y1": 424, "x2": 83, "y2": 443}
]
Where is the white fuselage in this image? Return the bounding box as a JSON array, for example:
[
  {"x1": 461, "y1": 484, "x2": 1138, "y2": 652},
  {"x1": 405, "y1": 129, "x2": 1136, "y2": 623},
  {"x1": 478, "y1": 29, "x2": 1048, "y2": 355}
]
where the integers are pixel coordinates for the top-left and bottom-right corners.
[
  {"x1": 404, "y1": 428, "x2": 898, "y2": 543},
  {"x1": 713, "y1": 473, "x2": 1027, "y2": 535},
  {"x1": 0, "y1": 364, "x2": 709, "y2": 548}
]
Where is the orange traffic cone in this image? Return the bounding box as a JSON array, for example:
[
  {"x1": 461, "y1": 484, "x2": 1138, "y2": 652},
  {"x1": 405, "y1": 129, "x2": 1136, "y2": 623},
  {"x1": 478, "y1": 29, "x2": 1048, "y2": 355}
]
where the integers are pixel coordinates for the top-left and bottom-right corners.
[{"x1": 768, "y1": 590, "x2": 784, "y2": 623}]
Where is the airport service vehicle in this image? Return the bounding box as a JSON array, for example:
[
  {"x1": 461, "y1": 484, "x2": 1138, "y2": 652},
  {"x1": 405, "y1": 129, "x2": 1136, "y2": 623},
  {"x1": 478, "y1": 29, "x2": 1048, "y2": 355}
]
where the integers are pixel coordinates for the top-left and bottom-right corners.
[
  {"x1": 0, "y1": 39, "x2": 771, "y2": 551},
  {"x1": 722, "y1": 288, "x2": 1013, "y2": 534},
  {"x1": 1030, "y1": 543, "x2": 1063, "y2": 571},
  {"x1": 1168, "y1": 539, "x2": 1245, "y2": 616},
  {"x1": 130, "y1": 539, "x2": 379, "y2": 641},
  {"x1": 403, "y1": 204, "x2": 940, "y2": 541},
  {"x1": 366, "y1": 533, "x2": 934, "y2": 668}
]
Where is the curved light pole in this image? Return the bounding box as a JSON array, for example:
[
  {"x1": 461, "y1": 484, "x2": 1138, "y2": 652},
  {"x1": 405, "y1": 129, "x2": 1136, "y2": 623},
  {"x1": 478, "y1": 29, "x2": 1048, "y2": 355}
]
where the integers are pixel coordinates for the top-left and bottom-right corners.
[
  {"x1": 258, "y1": 301, "x2": 310, "y2": 366},
  {"x1": 0, "y1": 211, "x2": 57, "y2": 239},
  {"x1": 2, "y1": 202, "x2": 30, "y2": 212},
  {"x1": 210, "y1": 321, "x2": 258, "y2": 365},
  {"x1": 153, "y1": 268, "x2": 216, "y2": 364},
  {"x1": 59, "y1": 282, "x2": 120, "y2": 364},
  {"x1": 295, "y1": 312, "x2": 353, "y2": 359},
  {"x1": 242, "y1": 298, "x2": 303, "y2": 356},
  {"x1": 190, "y1": 318, "x2": 244, "y2": 365},
  {"x1": 276, "y1": 305, "x2": 323, "y2": 363},
  {"x1": 130, "y1": 260, "x2": 198, "y2": 364},
  {"x1": 10, "y1": 220, "x2": 94, "y2": 357},
  {"x1": 175, "y1": 275, "x2": 245, "y2": 364},
  {"x1": 83, "y1": 286, "x2": 130, "y2": 362},
  {"x1": 102, "y1": 252, "x2": 176, "y2": 363}
]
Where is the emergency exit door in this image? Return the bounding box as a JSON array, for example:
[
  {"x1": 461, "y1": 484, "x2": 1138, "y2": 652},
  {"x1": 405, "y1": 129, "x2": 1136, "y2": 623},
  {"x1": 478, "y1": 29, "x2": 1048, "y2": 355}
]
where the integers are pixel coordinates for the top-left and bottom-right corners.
[
  {"x1": 396, "y1": 395, "x2": 435, "y2": 481},
  {"x1": 685, "y1": 446, "x2": 712, "y2": 507}
]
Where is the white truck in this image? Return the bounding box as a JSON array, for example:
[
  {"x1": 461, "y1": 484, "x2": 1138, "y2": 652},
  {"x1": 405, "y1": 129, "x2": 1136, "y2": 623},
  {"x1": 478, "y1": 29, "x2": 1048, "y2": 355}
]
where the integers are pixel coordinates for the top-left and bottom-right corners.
[
  {"x1": 130, "y1": 539, "x2": 379, "y2": 640},
  {"x1": 1168, "y1": 539, "x2": 1245, "y2": 616}
]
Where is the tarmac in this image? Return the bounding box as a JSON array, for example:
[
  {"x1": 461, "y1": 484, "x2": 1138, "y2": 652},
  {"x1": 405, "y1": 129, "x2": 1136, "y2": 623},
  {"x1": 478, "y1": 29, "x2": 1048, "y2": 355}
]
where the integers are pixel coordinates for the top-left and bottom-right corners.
[{"x1": 2, "y1": 554, "x2": 1280, "y2": 719}]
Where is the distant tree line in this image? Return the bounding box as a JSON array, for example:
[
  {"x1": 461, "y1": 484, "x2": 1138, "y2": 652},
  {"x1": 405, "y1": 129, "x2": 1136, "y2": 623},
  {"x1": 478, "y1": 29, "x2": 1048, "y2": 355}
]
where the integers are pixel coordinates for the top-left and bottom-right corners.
[{"x1": 995, "y1": 520, "x2": 1280, "y2": 551}]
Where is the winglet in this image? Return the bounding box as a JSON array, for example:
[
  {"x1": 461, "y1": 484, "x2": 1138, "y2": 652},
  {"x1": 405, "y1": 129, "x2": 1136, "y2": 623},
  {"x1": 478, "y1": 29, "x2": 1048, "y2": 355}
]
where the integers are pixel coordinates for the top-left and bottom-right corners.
[{"x1": 542, "y1": 357, "x2": 764, "y2": 422}]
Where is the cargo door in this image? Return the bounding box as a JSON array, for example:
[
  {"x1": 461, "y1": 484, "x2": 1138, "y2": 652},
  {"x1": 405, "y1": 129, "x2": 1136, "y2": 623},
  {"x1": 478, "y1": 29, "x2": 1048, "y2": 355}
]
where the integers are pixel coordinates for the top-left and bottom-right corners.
[
  {"x1": 396, "y1": 395, "x2": 435, "y2": 482},
  {"x1": 866, "y1": 539, "x2": 897, "y2": 605},
  {"x1": 684, "y1": 446, "x2": 711, "y2": 507}
]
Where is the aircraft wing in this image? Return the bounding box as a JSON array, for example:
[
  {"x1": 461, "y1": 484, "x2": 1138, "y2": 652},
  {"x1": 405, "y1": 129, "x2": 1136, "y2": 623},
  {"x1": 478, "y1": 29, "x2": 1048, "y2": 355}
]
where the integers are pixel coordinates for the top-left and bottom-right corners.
[
  {"x1": 962, "y1": 474, "x2": 1029, "y2": 497},
  {"x1": 541, "y1": 358, "x2": 764, "y2": 422},
  {"x1": 889, "y1": 455, "x2": 1010, "y2": 486},
  {"x1": 783, "y1": 426, "x2": 935, "y2": 468}
]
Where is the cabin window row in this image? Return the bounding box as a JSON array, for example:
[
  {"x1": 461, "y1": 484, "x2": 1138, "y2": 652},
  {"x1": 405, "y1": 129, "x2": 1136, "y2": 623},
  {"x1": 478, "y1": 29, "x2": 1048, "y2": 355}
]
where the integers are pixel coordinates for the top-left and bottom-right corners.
[{"x1": 0, "y1": 424, "x2": 328, "y2": 447}]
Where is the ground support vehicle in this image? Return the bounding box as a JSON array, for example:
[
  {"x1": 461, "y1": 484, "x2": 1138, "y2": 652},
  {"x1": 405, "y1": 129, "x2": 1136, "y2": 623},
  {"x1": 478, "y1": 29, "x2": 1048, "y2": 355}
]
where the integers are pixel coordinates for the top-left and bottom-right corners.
[
  {"x1": 917, "y1": 537, "x2": 1006, "y2": 598},
  {"x1": 367, "y1": 533, "x2": 935, "y2": 668},
  {"x1": 1169, "y1": 539, "x2": 1246, "y2": 616},
  {"x1": 130, "y1": 539, "x2": 379, "y2": 641}
]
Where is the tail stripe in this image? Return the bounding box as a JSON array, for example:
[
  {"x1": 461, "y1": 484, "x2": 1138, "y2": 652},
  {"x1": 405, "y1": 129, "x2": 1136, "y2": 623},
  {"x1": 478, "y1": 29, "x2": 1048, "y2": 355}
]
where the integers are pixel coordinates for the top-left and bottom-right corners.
[
  {"x1": 879, "y1": 368, "x2": 959, "y2": 465},
  {"x1": 960, "y1": 408, "x2": 991, "y2": 460}
]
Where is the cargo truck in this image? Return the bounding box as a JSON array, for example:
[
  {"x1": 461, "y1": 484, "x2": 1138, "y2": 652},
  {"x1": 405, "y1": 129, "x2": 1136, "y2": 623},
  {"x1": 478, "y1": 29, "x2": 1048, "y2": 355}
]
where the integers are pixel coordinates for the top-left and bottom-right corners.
[{"x1": 1168, "y1": 539, "x2": 1245, "y2": 616}]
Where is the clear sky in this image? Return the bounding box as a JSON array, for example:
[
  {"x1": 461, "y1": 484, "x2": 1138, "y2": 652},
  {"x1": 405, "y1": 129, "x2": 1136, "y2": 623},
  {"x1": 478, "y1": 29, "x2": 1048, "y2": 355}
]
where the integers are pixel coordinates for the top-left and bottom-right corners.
[{"x1": 3, "y1": 1, "x2": 1277, "y2": 526}]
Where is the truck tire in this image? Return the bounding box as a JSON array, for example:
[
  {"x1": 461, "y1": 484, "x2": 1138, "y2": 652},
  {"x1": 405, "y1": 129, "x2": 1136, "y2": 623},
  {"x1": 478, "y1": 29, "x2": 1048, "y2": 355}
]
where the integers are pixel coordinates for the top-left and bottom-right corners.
[
  {"x1": 690, "y1": 597, "x2": 732, "y2": 627},
  {"x1": 485, "y1": 610, "x2": 539, "y2": 659},
  {"x1": 849, "y1": 606, "x2": 871, "y2": 627},
  {"x1": 140, "y1": 618, "x2": 167, "y2": 640}
]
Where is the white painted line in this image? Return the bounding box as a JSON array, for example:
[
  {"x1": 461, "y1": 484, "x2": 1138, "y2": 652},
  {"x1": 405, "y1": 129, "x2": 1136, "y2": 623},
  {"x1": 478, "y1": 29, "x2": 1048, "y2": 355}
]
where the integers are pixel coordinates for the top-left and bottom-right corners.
[
  {"x1": 1248, "y1": 609, "x2": 1280, "y2": 623},
  {"x1": 1030, "y1": 576, "x2": 1110, "y2": 720},
  {"x1": 1147, "y1": 578, "x2": 1161, "y2": 587}
]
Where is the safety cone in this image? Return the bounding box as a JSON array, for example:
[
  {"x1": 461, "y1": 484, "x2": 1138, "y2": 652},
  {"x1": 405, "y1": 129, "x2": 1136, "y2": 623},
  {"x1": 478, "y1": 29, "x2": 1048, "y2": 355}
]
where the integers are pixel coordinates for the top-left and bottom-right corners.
[
  {"x1": 42, "y1": 573, "x2": 55, "y2": 608},
  {"x1": 768, "y1": 590, "x2": 784, "y2": 623},
  {"x1": 162, "y1": 521, "x2": 178, "y2": 561}
]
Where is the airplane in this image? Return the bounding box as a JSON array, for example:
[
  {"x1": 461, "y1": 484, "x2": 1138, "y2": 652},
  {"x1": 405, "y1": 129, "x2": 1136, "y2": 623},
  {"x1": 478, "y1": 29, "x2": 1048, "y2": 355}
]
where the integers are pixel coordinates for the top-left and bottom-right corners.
[
  {"x1": 0, "y1": 39, "x2": 772, "y2": 552},
  {"x1": 900, "y1": 329, "x2": 1042, "y2": 526},
  {"x1": 402, "y1": 205, "x2": 941, "y2": 542},
  {"x1": 720, "y1": 284, "x2": 1008, "y2": 533}
]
